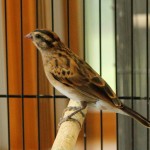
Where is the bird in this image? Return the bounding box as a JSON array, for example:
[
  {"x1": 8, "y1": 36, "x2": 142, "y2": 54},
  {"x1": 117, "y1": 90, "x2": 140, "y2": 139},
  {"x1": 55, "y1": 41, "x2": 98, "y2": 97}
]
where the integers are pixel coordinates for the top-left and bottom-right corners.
[{"x1": 25, "y1": 29, "x2": 150, "y2": 128}]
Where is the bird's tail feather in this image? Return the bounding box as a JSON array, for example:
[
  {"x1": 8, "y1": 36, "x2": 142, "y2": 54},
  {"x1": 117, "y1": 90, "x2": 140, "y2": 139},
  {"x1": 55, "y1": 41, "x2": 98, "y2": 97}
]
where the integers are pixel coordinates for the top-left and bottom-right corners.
[{"x1": 120, "y1": 105, "x2": 150, "y2": 128}]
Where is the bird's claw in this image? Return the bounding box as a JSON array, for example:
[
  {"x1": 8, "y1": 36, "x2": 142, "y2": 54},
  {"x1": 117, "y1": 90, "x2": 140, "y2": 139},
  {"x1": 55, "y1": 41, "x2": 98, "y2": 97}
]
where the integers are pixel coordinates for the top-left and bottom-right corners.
[
  {"x1": 62, "y1": 106, "x2": 85, "y2": 117},
  {"x1": 58, "y1": 106, "x2": 86, "y2": 130}
]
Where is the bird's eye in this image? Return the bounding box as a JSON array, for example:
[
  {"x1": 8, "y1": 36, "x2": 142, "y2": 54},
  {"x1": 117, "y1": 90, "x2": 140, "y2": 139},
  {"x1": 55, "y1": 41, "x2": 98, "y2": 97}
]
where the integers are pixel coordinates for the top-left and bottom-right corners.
[{"x1": 35, "y1": 34, "x2": 41, "y2": 39}]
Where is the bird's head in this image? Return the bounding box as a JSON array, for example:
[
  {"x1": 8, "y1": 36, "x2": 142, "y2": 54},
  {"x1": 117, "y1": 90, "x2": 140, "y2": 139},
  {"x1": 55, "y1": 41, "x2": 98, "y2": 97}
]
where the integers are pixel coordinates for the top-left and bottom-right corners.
[{"x1": 25, "y1": 29, "x2": 60, "y2": 50}]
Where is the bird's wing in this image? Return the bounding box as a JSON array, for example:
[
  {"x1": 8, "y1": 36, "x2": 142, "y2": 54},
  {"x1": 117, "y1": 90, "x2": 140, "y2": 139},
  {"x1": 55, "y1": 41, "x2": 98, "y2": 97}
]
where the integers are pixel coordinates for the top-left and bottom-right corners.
[{"x1": 50, "y1": 55, "x2": 122, "y2": 107}]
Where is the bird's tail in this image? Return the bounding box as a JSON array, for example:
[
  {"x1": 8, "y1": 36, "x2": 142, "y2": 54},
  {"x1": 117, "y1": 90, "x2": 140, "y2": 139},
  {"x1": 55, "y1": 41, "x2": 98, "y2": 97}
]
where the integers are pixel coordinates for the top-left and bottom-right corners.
[{"x1": 120, "y1": 105, "x2": 150, "y2": 128}]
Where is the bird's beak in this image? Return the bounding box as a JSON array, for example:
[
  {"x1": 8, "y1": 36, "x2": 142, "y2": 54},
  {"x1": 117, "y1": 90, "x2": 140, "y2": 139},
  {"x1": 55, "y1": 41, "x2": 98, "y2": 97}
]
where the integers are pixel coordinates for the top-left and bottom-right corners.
[{"x1": 25, "y1": 33, "x2": 33, "y2": 39}]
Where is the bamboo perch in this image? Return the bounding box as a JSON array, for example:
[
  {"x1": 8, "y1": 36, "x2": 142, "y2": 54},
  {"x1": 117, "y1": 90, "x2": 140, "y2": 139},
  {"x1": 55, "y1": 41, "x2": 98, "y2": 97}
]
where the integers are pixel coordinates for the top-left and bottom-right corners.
[{"x1": 51, "y1": 99, "x2": 87, "y2": 150}]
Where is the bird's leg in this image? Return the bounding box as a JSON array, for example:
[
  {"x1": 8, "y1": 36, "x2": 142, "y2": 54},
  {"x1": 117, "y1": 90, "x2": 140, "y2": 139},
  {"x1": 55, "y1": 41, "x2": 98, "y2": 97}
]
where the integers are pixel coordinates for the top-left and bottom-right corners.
[
  {"x1": 59, "y1": 102, "x2": 87, "y2": 128},
  {"x1": 62, "y1": 106, "x2": 85, "y2": 117}
]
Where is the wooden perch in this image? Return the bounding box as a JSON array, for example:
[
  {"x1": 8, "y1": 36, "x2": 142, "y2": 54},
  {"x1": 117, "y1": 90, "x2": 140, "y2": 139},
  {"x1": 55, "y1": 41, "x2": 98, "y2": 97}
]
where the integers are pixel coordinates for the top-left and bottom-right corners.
[{"x1": 51, "y1": 99, "x2": 87, "y2": 150}]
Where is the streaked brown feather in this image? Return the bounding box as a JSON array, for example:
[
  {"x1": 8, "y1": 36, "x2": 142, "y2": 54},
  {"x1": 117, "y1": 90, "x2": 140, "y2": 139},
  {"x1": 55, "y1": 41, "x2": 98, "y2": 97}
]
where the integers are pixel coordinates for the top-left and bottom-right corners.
[
  {"x1": 49, "y1": 49, "x2": 122, "y2": 107},
  {"x1": 27, "y1": 29, "x2": 150, "y2": 128}
]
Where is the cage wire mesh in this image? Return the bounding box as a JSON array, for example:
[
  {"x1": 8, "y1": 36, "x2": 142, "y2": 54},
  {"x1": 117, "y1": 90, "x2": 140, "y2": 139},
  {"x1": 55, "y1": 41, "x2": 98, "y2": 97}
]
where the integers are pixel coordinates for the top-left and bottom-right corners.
[{"x1": 0, "y1": 0, "x2": 149, "y2": 150}]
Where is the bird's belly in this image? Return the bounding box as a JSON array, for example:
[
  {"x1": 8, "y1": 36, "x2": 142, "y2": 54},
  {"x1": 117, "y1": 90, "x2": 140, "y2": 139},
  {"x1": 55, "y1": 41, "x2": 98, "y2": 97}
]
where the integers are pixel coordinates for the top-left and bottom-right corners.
[
  {"x1": 44, "y1": 70, "x2": 125, "y2": 114},
  {"x1": 45, "y1": 72, "x2": 95, "y2": 102},
  {"x1": 92, "y1": 100, "x2": 126, "y2": 114}
]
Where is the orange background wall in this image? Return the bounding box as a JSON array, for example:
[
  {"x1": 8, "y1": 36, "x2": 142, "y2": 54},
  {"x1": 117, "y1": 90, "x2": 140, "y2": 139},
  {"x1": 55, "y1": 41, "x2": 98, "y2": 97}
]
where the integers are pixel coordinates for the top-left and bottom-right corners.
[{"x1": 3, "y1": 0, "x2": 117, "y2": 149}]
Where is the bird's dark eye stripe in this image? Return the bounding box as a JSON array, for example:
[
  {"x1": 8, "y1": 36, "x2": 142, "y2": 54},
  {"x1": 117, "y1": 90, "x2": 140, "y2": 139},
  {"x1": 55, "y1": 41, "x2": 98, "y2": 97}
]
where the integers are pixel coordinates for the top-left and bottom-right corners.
[
  {"x1": 42, "y1": 38, "x2": 53, "y2": 47},
  {"x1": 35, "y1": 32, "x2": 54, "y2": 48},
  {"x1": 35, "y1": 29, "x2": 55, "y2": 40},
  {"x1": 45, "y1": 39, "x2": 55, "y2": 47},
  {"x1": 35, "y1": 34, "x2": 42, "y2": 38}
]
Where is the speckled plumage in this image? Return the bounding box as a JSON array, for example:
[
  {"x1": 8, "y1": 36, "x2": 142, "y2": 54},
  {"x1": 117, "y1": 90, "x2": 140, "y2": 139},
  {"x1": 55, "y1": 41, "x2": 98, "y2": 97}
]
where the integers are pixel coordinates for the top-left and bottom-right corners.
[{"x1": 26, "y1": 29, "x2": 150, "y2": 128}]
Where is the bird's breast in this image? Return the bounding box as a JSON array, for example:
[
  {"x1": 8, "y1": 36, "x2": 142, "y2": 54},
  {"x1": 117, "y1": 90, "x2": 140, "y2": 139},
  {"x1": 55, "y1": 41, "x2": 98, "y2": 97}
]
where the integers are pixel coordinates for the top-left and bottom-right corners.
[{"x1": 43, "y1": 68, "x2": 95, "y2": 103}]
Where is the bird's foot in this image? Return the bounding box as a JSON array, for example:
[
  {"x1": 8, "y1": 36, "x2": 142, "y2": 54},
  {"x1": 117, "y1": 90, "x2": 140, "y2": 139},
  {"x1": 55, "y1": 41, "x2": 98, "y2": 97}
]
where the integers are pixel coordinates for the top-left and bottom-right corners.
[
  {"x1": 62, "y1": 106, "x2": 85, "y2": 117},
  {"x1": 58, "y1": 105, "x2": 87, "y2": 129}
]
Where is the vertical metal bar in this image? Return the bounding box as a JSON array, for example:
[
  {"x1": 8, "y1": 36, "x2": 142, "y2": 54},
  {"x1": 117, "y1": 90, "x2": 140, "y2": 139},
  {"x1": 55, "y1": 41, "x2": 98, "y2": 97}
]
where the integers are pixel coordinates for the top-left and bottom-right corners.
[
  {"x1": 99, "y1": 0, "x2": 102, "y2": 77},
  {"x1": 83, "y1": 0, "x2": 86, "y2": 60},
  {"x1": 83, "y1": 124, "x2": 87, "y2": 150},
  {"x1": 99, "y1": 1, "x2": 103, "y2": 150},
  {"x1": 131, "y1": 0, "x2": 134, "y2": 149},
  {"x1": 51, "y1": 0, "x2": 57, "y2": 137},
  {"x1": 83, "y1": 1, "x2": 87, "y2": 149},
  {"x1": 20, "y1": 0, "x2": 25, "y2": 149},
  {"x1": 114, "y1": 0, "x2": 118, "y2": 150},
  {"x1": 51, "y1": 0, "x2": 54, "y2": 31},
  {"x1": 67, "y1": 0, "x2": 70, "y2": 48},
  {"x1": 5, "y1": 0, "x2": 10, "y2": 149},
  {"x1": 36, "y1": 0, "x2": 40, "y2": 149},
  {"x1": 146, "y1": 0, "x2": 149, "y2": 149}
]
